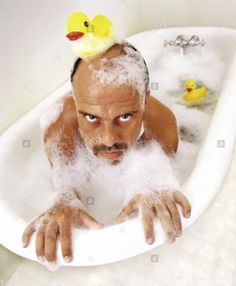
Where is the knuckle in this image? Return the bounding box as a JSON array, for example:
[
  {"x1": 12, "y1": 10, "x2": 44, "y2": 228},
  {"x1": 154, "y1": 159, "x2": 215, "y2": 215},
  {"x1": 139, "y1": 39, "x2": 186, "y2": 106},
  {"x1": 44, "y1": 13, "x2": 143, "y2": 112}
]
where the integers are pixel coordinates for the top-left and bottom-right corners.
[
  {"x1": 163, "y1": 210, "x2": 170, "y2": 218},
  {"x1": 172, "y1": 207, "x2": 179, "y2": 216},
  {"x1": 167, "y1": 231, "x2": 174, "y2": 238},
  {"x1": 36, "y1": 249, "x2": 44, "y2": 257},
  {"x1": 142, "y1": 204, "x2": 150, "y2": 212},
  {"x1": 46, "y1": 211, "x2": 57, "y2": 221},
  {"x1": 60, "y1": 232, "x2": 71, "y2": 241},
  {"x1": 58, "y1": 212, "x2": 66, "y2": 220},
  {"x1": 45, "y1": 231, "x2": 57, "y2": 241},
  {"x1": 145, "y1": 233, "x2": 152, "y2": 239},
  {"x1": 36, "y1": 231, "x2": 44, "y2": 239}
]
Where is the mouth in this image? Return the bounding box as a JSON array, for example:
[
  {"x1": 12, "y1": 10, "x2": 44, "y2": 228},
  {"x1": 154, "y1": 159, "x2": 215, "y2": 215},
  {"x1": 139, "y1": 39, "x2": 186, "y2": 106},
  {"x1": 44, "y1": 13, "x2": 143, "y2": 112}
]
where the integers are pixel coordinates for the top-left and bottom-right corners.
[
  {"x1": 187, "y1": 87, "x2": 192, "y2": 92},
  {"x1": 66, "y1": 31, "x2": 85, "y2": 41},
  {"x1": 99, "y1": 150, "x2": 124, "y2": 160}
]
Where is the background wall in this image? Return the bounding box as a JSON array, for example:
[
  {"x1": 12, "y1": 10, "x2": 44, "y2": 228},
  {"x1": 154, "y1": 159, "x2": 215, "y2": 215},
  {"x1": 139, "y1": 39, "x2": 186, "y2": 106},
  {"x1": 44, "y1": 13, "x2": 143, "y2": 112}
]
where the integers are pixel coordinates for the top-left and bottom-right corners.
[{"x1": 0, "y1": 0, "x2": 236, "y2": 134}]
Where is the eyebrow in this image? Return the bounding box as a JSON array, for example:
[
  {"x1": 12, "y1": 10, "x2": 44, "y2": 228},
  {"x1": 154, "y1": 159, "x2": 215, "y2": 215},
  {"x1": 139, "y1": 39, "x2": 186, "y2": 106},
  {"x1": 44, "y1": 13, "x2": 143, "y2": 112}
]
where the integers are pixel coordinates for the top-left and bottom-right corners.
[
  {"x1": 78, "y1": 110, "x2": 139, "y2": 118},
  {"x1": 78, "y1": 110, "x2": 99, "y2": 118}
]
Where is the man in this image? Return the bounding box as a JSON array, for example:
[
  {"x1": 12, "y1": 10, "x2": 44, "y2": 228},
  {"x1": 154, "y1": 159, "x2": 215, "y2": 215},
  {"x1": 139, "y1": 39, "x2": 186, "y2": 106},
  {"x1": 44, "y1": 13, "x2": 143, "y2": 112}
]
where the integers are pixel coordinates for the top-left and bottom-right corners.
[{"x1": 22, "y1": 42, "x2": 191, "y2": 264}]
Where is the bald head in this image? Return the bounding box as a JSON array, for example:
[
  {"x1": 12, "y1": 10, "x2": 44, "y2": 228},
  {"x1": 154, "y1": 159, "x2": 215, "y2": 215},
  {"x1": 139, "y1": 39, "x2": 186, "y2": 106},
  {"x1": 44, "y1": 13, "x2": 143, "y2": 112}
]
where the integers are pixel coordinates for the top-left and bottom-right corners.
[
  {"x1": 71, "y1": 43, "x2": 126, "y2": 84},
  {"x1": 71, "y1": 42, "x2": 149, "y2": 108}
]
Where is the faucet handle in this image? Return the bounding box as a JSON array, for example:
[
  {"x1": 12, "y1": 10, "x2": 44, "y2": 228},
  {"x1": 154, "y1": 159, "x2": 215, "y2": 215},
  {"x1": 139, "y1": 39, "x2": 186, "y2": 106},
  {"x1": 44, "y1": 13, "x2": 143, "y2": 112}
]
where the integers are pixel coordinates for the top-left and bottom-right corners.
[
  {"x1": 164, "y1": 39, "x2": 174, "y2": 47},
  {"x1": 188, "y1": 35, "x2": 205, "y2": 47},
  {"x1": 176, "y1": 35, "x2": 185, "y2": 41}
]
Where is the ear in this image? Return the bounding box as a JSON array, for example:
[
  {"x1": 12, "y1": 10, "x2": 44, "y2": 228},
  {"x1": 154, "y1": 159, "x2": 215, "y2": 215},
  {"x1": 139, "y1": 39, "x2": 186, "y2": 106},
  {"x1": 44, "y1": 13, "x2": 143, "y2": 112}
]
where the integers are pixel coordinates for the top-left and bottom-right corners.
[{"x1": 145, "y1": 89, "x2": 151, "y2": 105}]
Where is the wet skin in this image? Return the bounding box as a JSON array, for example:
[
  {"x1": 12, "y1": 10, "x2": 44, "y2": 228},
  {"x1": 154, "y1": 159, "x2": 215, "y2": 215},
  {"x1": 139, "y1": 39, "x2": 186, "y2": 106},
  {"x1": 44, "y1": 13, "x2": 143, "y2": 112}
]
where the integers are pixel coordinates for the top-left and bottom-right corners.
[{"x1": 22, "y1": 44, "x2": 191, "y2": 263}]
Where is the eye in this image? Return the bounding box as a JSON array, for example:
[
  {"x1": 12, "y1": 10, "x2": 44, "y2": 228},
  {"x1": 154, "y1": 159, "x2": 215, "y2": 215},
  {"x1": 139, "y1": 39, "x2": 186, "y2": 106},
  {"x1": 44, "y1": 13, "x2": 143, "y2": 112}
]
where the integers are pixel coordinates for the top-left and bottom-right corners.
[
  {"x1": 119, "y1": 114, "x2": 131, "y2": 122},
  {"x1": 85, "y1": 114, "x2": 98, "y2": 122},
  {"x1": 84, "y1": 21, "x2": 89, "y2": 27}
]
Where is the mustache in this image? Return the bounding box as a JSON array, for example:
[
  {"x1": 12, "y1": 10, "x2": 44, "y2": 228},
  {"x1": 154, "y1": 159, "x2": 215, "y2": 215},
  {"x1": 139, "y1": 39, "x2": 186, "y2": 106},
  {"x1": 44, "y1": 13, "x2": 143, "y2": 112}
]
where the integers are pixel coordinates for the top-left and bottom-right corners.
[{"x1": 93, "y1": 143, "x2": 128, "y2": 153}]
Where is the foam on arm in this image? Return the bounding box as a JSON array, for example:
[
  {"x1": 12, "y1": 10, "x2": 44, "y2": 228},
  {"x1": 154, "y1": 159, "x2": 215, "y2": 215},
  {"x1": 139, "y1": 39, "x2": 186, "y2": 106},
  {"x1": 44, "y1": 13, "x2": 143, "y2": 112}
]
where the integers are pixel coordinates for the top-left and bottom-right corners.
[
  {"x1": 39, "y1": 95, "x2": 88, "y2": 208},
  {"x1": 122, "y1": 141, "x2": 180, "y2": 205}
]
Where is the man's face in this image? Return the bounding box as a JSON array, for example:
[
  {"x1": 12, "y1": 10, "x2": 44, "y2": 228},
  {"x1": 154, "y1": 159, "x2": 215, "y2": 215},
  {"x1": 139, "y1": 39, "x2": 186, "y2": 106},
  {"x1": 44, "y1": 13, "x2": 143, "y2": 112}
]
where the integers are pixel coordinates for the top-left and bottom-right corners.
[
  {"x1": 74, "y1": 81, "x2": 144, "y2": 162},
  {"x1": 72, "y1": 57, "x2": 145, "y2": 162}
]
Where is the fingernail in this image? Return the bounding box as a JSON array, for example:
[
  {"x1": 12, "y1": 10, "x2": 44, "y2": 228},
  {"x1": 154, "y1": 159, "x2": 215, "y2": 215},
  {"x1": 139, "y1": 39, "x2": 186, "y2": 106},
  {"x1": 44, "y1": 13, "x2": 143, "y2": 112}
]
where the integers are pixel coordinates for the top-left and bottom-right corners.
[
  {"x1": 46, "y1": 261, "x2": 59, "y2": 272},
  {"x1": 176, "y1": 231, "x2": 182, "y2": 237},
  {"x1": 168, "y1": 238, "x2": 175, "y2": 244},
  {"x1": 167, "y1": 233, "x2": 175, "y2": 244},
  {"x1": 22, "y1": 241, "x2": 27, "y2": 248},
  {"x1": 186, "y1": 212, "x2": 190, "y2": 218},
  {"x1": 64, "y1": 256, "x2": 72, "y2": 263},
  {"x1": 147, "y1": 237, "x2": 154, "y2": 244}
]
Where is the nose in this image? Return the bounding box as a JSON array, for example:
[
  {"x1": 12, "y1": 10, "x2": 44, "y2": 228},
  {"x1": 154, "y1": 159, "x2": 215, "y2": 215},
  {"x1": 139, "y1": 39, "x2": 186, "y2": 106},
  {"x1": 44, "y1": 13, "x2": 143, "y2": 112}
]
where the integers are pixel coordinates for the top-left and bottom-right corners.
[{"x1": 102, "y1": 123, "x2": 121, "y2": 147}]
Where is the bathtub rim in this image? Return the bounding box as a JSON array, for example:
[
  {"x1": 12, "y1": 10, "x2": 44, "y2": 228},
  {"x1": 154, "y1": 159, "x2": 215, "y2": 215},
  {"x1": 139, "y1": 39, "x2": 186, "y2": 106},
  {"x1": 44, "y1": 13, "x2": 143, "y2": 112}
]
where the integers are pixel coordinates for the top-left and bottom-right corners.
[{"x1": 0, "y1": 26, "x2": 236, "y2": 267}]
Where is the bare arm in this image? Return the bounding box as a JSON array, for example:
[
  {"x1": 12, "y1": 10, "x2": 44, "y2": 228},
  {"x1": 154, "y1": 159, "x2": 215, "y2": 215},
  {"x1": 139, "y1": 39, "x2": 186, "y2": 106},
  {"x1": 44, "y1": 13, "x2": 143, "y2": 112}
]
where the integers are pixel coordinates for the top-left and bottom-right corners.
[
  {"x1": 117, "y1": 101, "x2": 190, "y2": 244},
  {"x1": 43, "y1": 94, "x2": 79, "y2": 167},
  {"x1": 22, "y1": 95, "x2": 103, "y2": 264}
]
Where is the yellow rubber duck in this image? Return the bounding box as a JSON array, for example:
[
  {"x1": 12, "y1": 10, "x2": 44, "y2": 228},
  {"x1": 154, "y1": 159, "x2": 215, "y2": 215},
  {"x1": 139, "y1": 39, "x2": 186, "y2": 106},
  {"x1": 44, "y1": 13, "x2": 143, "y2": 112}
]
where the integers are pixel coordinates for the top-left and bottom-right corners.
[
  {"x1": 182, "y1": 79, "x2": 208, "y2": 104},
  {"x1": 66, "y1": 12, "x2": 116, "y2": 59}
]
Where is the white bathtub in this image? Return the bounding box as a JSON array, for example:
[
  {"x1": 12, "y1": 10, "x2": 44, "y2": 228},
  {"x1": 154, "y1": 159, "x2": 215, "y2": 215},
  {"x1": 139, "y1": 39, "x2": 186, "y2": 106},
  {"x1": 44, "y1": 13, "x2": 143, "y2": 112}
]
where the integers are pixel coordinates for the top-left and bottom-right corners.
[{"x1": 0, "y1": 27, "x2": 236, "y2": 267}]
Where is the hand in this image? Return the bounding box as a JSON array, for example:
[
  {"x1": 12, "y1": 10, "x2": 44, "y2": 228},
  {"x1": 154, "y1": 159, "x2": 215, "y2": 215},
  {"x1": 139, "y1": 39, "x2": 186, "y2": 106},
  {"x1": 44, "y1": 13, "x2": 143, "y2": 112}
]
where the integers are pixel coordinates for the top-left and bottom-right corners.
[
  {"x1": 116, "y1": 191, "x2": 191, "y2": 244},
  {"x1": 22, "y1": 203, "x2": 103, "y2": 263}
]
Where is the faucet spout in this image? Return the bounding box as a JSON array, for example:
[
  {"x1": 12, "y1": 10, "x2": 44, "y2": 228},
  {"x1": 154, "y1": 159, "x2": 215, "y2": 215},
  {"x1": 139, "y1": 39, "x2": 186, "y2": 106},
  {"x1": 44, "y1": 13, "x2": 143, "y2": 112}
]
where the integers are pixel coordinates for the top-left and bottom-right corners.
[{"x1": 164, "y1": 34, "x2": 205, "y2": 54}]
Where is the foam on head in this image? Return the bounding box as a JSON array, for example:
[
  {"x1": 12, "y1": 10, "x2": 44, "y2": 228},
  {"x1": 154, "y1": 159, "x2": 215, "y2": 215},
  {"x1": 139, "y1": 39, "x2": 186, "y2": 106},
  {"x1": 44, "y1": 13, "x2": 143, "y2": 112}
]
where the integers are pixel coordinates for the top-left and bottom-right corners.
[{"x1": 72, "y1": 42, "x2": 149, "y2": 109}]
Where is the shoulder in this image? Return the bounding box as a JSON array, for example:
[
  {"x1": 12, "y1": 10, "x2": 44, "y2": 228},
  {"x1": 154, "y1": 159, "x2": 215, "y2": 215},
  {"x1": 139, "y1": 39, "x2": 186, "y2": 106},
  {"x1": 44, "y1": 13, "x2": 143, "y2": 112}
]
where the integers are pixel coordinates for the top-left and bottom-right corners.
[
  {"x1": 144, "y1": 95, "x2": 178, "y2": 154},
  {"x1": 144, "y1": 95, "x2": 176, "y2": 123},
  {"x1": 39, "y1": 92, "x2": 77, "y2": 131}
]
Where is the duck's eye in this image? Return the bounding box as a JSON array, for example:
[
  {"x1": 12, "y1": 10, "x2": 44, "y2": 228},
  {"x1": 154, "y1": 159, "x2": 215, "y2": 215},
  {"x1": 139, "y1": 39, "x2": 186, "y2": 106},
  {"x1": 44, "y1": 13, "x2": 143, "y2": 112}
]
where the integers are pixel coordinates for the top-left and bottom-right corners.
[
  {"x1": 119, "y1": 114, "x2": 131, "y2": 122},
  {"x1": 84, "y1": 21, "x2": 89, "y2": 27},
  {"x1": 85, "y1": 114, "x2": 97, "y2": 122}
]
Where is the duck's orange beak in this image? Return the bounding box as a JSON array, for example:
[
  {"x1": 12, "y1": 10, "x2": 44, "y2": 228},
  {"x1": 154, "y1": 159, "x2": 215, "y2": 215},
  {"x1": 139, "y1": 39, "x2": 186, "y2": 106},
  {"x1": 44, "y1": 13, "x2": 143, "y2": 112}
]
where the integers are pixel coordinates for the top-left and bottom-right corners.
[
  {"x1": 187, "y1": 87, "x2": 192, "y2": 92},
  {"x1": 66, "y1": 31, "x2": 84, "y2": 41}
]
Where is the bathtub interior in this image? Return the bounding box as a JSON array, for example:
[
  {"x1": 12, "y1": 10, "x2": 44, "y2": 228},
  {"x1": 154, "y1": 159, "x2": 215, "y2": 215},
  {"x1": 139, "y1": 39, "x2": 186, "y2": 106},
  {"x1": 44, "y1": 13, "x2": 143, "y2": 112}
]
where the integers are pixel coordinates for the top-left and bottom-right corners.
[{"x1": 0, "y1": 27, "x2": 236, "y2": 267}]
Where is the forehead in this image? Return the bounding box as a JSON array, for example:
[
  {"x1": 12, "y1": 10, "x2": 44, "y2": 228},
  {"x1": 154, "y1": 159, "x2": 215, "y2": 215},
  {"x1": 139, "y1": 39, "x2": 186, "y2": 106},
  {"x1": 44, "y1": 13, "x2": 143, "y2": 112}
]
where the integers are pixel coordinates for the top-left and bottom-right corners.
[
  {"x1": 73, "y1": 44, "x2": 124, "y2": 89},
  {"x1": 73, "y1": 57, "x2": 141, "y2": 109}
]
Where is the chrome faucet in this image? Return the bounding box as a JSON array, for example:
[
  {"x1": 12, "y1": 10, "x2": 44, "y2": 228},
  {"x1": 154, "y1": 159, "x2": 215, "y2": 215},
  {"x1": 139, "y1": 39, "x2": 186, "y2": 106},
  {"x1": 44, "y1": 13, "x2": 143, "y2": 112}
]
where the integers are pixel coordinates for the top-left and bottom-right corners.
[{"x1": 164, "y1": 35, "x2": 205, "y2": 54}]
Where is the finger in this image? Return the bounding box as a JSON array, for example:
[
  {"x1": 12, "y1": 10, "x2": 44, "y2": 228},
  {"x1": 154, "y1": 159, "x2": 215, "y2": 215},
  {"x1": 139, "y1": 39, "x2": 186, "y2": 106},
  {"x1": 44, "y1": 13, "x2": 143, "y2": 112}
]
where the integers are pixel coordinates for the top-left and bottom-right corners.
[
  {"x1": 79, "y1": 210, "x2": 104, "y2": 229},
  {"x1": 22, "y1": 220, "x2": 37, "y2": 248},
  {"x1": 22, "y1": 212, "x2": 46, "y2": 248},
  {"x1": 45, "y1": 221, "x2": 59, "y2": 262},
  {"x1": 35, "y1": 223, "x2": 46, "y2": 259},
  {"x1": 58, "y1": 217, "x2": 72, "y2": 263},
  {"x1": 116, "y1": 196, "x2": 139, "y2": 223},
  {"x1": 173, "y1": 191, "x2": 191, "y2": 218},
  {"x1": 141, "y1": 205, "x2": 155, "y2": 244},
  {"x1": 155, "y1": 203, "x2": 176, "y2": 243},
  {"x1": 164, "y1": 194, "x2": 182, "y2": 237}
]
